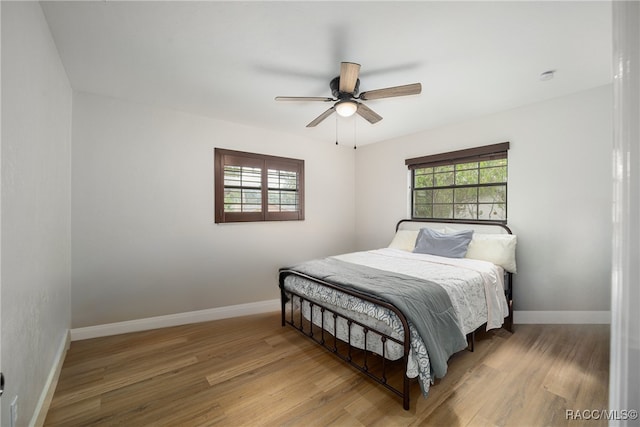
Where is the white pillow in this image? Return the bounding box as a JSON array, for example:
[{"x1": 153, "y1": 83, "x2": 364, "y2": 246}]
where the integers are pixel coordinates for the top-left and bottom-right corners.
[
  {"x1": 464, "y1": 233, "x2": 517, "y2": 273},
  {"x1": 387, "y1": 230, "x2": 419, "y2": 251}
]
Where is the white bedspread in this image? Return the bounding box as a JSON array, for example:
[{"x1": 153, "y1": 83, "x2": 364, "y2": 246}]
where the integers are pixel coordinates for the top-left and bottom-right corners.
[{"x1": 334, "y1": 248, "x2": 508, "y2": 331}]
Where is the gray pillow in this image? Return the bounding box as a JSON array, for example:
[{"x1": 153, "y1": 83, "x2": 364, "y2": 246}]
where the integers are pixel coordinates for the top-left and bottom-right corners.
[{"x1": 413, "y1": 227, "x2": 473, "y2": 258}]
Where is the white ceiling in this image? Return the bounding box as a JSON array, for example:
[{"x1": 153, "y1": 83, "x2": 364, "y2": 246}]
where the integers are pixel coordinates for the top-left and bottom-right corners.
[{"x1": 40, "y1": 1, "x2": 612, "y2": 146}]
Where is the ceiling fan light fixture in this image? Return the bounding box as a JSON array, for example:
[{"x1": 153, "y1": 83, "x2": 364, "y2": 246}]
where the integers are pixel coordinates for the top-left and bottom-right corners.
[{"x1": 335, "y1": 100, "x2": 358, "y2": 117}]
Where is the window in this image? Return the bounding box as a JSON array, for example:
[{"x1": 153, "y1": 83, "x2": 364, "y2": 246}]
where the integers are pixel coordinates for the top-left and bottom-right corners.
[
  {"x1": 214, "y1": 148, "x2": 304, "y2": 223},
  {"x1": 406, "y1": 142, "x2": 509, "y2": 222}
]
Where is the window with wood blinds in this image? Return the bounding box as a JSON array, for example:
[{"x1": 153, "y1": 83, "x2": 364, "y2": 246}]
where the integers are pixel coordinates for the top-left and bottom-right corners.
[
  {"x1": 214, "y1": 148, "x2": 304, "y2": 223},
  {"x1": 405, "y1": 142, "x2": 509, "y2": 222}
]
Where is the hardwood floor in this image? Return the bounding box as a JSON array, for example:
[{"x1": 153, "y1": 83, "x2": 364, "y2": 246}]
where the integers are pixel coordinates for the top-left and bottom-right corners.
[{"x1": 44, "y1": 313, "x2": 609, "y2": 426}]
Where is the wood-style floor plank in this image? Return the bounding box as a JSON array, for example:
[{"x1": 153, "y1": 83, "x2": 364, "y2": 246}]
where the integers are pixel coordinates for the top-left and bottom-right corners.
[{"x1": 44, "y1": 313, "x2": 609, "y2": 426}]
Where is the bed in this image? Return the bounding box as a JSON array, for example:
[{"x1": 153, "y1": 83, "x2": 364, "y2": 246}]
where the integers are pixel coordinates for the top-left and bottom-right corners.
[{"x1": 278, "y1": 219, "x2": 516, "y2": 410}]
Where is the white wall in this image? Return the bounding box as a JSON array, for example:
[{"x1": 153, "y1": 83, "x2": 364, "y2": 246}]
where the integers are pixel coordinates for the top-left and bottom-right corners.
[
  {"x1": 1, "y1": 2, "x2": 72, "y2": 426},
  {"x1": 354, "y1": 85, "x2": 612, "y2": 312},
  {"x1": 71, "y1": 92, "x2": 356, "y2": 328}
]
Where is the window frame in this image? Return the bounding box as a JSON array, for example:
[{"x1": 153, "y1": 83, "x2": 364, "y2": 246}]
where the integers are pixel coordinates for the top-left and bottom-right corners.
[
  {"x1": 214, "y1": 148, "x2": 305, "y2": 223},
  {"x1": 405, "y1": 142, "x2": 509, "y2": 223}
]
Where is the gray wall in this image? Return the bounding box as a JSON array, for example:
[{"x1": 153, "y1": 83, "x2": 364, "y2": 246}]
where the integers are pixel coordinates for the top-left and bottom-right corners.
[
  {"x1": 71, "y1": 85, "x2": 613, "y2": 328},
  {"x1": 71, "y1": 92, "x2": 357, "y2": 328},
  {"x1": 354, "y1": 85, "x2": 612, "y2": 312},
  {"x1": 1, "y1": 2, "x2": 72, "y2": 425}
]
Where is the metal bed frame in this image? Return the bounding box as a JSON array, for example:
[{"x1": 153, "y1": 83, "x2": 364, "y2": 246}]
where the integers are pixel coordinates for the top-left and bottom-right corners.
[{"x1": 279, "y1": 219, "x2": 514, "y2": 410}]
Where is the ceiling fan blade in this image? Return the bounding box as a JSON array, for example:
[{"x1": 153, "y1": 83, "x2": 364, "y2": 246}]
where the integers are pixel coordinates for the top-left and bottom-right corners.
[
  {"x1": 306, "y1": 106, "x2": 336, "y2": 127},
  {"x1": 359, "y1": 83, "x2": 422, "y2": 101},
  {"x1": 275, "y1": 96, "x2": 334, "y2": 102},
  {"x1": 339, "y1": 62, "x2": 361, "y2": 93},
  {"x1": 356, "y1": 103, "x2": 383, "y2": 124}
]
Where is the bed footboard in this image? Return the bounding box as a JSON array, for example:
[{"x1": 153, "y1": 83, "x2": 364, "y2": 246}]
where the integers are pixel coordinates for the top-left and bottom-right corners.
[{"x1": 279, "y1": 270, "x2": 413, "y2": 410}]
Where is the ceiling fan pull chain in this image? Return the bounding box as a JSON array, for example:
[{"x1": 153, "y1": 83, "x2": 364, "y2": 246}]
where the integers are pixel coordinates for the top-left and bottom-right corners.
[{"x1": 353, "y1": 115, "x2": 357, "y2": 149}]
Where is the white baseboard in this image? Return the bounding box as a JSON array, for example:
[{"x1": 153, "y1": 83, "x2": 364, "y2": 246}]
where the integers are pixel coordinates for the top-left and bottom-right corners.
[
  {"x1": 30, "y1": 330, "x2": 70, "y2": 427},
  {"x1": 70, "y1": 299, "x2": 281, "y2": 341},
  {"x1": 70, "y1": 304, "x2": 609, "y2": 341},
  {"x1": 514, "y1": 310, "x2": 611, "y2": 324}
]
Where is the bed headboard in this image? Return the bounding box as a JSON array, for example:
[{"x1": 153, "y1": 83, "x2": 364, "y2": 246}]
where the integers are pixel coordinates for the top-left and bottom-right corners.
[{"x1": 396, "y1": 219, "x2": 512, "y2": 235}]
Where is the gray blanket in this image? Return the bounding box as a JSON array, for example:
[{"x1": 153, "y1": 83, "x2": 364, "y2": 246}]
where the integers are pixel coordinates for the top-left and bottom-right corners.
[{"x1": 283, "y1": 258, "x2": 468, "y2": 378}]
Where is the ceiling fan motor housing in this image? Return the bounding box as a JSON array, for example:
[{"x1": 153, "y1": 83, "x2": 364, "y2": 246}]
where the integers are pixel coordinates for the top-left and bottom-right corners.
[{"x1": 330, "y1": 76, "x2": 360, "y2": 99}]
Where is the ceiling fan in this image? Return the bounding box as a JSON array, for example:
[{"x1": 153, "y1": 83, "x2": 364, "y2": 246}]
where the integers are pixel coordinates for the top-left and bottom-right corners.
[{"x1": 275, "y1": 62, "x2": 422, "y2": 128}]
